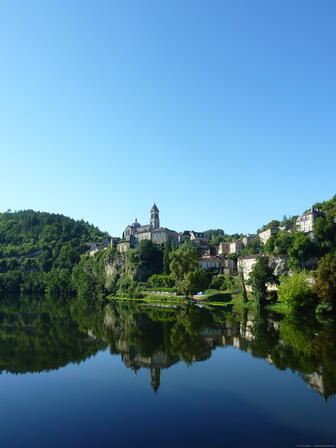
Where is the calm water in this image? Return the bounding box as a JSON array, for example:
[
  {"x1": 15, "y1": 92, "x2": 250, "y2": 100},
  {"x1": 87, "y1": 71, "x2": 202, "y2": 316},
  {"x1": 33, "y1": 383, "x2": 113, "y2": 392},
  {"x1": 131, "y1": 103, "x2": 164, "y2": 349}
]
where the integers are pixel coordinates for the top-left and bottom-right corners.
[{"x1": 0, "y1": 296, "x2": 335, "y2": 448}]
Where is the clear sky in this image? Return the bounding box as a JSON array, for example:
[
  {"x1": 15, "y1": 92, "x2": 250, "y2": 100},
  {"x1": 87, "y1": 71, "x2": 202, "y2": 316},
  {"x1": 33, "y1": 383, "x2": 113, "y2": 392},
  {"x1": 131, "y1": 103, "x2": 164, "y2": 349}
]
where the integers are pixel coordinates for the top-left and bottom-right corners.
[{"x1": 1, "y1": 0, "x2": 335, "y2": 237}]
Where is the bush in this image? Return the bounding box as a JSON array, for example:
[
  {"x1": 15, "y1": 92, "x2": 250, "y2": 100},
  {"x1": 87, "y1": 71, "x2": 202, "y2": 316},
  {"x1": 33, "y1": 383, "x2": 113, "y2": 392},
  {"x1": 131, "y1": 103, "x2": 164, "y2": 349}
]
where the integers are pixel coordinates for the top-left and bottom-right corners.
[
  {"x1": 313, "y1": 254, "x2": 336, "y2": 310},
  {"x1": 147, "y1": 274, "x2": 175, "y2": 289},
  {"x1": 316, "y1": 302, "x2": 333, "y2": 315},
  {"x1": 278, "y1": 271, "x2": 313, "y2": 311},
  {"x1": 182, "y1": 269, "x2": 212, "y2": 296},
  {"x1": 210, "y1": 274, "x2": 235, "y2": 291}
]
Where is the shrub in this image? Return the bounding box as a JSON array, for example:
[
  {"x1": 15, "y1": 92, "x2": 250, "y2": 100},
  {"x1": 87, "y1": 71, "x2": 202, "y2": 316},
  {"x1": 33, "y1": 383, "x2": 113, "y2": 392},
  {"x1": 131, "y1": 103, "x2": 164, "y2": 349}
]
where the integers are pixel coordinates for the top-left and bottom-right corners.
[
  {"x1": 182, "y1": 269, "x2": 211, "y2": 296},
  {"x1": 210, "y1": 274, "x2": 235, "y2": 291},
  {"x1": 278, "y1": 271, "x2": 313, "y2": 311},
  {"x1": 147, "y1": 274, "x2": 175, "y2": 289},
  {"x1": 313, "y1": 254, "x2": 336, "y2": 310}
]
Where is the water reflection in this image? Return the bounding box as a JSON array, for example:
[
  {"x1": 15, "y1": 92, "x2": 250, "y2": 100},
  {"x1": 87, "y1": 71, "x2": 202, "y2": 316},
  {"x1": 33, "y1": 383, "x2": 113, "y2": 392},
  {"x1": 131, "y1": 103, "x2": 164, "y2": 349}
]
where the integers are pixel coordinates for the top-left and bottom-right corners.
[
  {"x1": 1, "y1": 296, "x2": 336, "y2": 400},
  {"x1": 0, "y1": 295, "x2": 106, "y2": 374}
]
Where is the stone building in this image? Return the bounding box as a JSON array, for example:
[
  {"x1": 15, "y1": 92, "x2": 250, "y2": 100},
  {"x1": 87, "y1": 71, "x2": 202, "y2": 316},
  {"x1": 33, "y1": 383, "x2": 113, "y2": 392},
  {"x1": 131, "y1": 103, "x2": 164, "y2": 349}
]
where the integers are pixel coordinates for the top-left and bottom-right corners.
[
  {"x1": 296, "y1": 206, "x2": 324, "y2": 233},
  {"x1": 258, "y1": 227, "x2": 279, "y2": 244},
  {"x1": 199, "y1": 256, "x2": 222, "y2": 271},
  {"x1": 229, "y1": 239, "x2": 244, "y2": 254},
  {"x1": 222, "y1": 258, "x2": 237, "y2": 275},
  {"x1": 237, "y1": 254, "x2": 261, "y2": 281},
  {"x1": 189, "y1": 231, "x2": 209, "y2": 246},
  {"x1": 178, "y1": 230, "x2": 209, "y2": 248},
  {"x1": 118, "y1": 204, "x2": 178, "y2": 252},
  {"x1": 199, "y1": 255, "x2": 236, "y2": 275},
  {"x1": 242, "y1": 234, "x2": 258, "y2": 246},
  {"x1": 178, "y1": 230, "x2": 192, "y2": 244},
  {"x1": 217, "y1": 242, "x2": 231, "y2": 255}
]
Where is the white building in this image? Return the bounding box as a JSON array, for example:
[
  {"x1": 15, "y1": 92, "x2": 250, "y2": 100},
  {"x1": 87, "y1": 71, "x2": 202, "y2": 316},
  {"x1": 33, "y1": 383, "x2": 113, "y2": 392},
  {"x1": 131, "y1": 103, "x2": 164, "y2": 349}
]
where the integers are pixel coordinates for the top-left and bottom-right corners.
[
  {"x1": 258, "y1": 227, "x2": 279, "y2": 244},
  {"x1": 237, "y1": 255, "x2": 260, "y2": 281},
  {"x1": 199, "y1": 256, "x2": 222, "y2": 270},
  {"x1": 229, "y1": 239, "x2": 244, "y2": 253},
  {"x1": 217, "y1": 242, "x2": 231, "y2": 255},
  {"x1": 296, "y1": 207, "x2": 324, "y2": 233}
]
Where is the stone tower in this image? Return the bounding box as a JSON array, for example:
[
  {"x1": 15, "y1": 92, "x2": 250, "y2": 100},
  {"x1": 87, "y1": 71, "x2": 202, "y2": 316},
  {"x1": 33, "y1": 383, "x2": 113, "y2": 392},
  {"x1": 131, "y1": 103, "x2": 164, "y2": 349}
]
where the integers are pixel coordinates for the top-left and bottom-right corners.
[
  {"x1": 150, "y1": 367, "x2": 161, "y2": 392},
  {"x1": 150, "y1": 203, "x2": 160, "y2": 229}
]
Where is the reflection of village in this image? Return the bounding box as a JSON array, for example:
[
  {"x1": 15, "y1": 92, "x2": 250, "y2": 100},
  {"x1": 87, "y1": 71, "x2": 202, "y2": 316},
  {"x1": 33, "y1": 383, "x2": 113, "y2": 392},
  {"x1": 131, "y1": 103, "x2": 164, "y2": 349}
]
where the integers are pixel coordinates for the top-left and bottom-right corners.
[
  {"x1": 0, "y1": 297, "x2": 333, "y2": 401},
  {"x1": 98, "y1": 303, "x2": 335, "y2": 399}
]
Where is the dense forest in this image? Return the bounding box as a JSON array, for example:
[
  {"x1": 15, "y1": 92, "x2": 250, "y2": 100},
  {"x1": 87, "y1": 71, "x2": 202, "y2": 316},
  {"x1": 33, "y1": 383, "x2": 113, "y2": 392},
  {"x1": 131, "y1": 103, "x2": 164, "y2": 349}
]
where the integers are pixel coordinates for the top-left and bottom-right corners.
[{"x1": 0, "y1": 210, "x2": 109, "y2": 295}]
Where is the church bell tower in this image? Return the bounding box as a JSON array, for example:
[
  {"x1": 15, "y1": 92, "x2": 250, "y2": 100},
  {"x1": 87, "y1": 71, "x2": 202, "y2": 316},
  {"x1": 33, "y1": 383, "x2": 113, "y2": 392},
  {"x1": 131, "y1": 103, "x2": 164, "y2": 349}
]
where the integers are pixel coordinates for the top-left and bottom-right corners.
[{"x1": 150, "y1": 203, "x2": 160, "y2": 229}]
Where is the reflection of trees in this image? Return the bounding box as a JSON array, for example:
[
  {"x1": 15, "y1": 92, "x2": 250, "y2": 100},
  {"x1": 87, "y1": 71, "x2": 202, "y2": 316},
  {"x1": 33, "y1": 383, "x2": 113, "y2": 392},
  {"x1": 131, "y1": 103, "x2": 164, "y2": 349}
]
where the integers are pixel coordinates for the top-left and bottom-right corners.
[
  {"x1": 274, "y1": 313, "x2": 336, "y2": 400},
  {"x1": 0, "y1": 295, "x2": 106, "y2": 374},
  {"x1": 85, "y1": 301, "x2": 336, "y2": 399},
  {"x1": 2, "y1": 295, "x2": 336, "y2": 400}
]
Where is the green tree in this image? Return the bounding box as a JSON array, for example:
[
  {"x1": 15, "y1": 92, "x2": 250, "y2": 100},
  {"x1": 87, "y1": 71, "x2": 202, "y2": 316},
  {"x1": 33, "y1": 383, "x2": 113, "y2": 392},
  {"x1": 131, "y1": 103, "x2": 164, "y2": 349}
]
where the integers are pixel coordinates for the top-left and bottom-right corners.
[
  {"x1": 169, "y1": 241, "x2": 199, "y2": 281},
  {"x1": 240, "y1": 237, "x2": 262, "y2": 255},
  {"x1": 0, "y1": 210, "x2": 109, "y2": 294},
  {"x1": 210, "y1": 274, "x2": 235, "y2": 291},
  {"x1": 147, "y1": 274, "x2": 175, "y2": 289},
  {"x1": 258, "y1": 220, "x2": 280, "y2": 233},
  {"x1": 288, "y1": 232, "x2": 315, "y2": 270},
  {"x1": 278, "y1": 271, "x2": 313, "y2": 311},
  {"x1": 314, "y1": 216, "x2": 336, "y2": 253},
  {"x1": 182, "y1": 269, "x2": 211, "y2": 296},
  {"x1": 313, "y1": 254, "x2": 336, "y2": 311},
  {"x1": 163, "y1": 238, "x2": 173, "y2": 274},
  {"x1": 265, "y1": 231, "x2": 294, "y2": 256},
  {"x1": 72, "y1": 254, "x2": 105, "y2": 303},
  {"x1": 248, "y1": 257, "x2": 276, "y2": 303},
  {"x1": 128, "y1": 240, "x2": 163, "y2": 281},
  {"x1": 45, "y1": 269, "x2": 74, "y2": 299}
]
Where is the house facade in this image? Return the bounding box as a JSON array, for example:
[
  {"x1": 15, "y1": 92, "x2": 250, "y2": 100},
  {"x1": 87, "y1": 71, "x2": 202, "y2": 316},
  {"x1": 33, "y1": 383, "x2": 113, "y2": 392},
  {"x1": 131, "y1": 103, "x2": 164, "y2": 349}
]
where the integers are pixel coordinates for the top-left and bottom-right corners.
[
  {"x1": 189, "y1": 231, "x2": 209, "y2": 247},
  {"x1": 296, "y1": 206, "x2": 324, "y2": 233},
  {"x1": 258, "y1": 227, "x2": 279, "y2": 244},
  {"x1": 229, "y1": 239, "x2": 244, "y2": 253},
  {"x1": 218, "y1": 242, "x2": 231, "y2": 255},
  {"x1": 178, "y1": 230, "x2": 209, "y2": 247},
  {"x1": 237, "y1": 254, "x2": 261, "y2": 281},
  {"x1": 199, "y1": 256, "x2": 237, "y2": 275},
  {"x1": 199, "y1": 256, "x2": 222, "y2": 271}
]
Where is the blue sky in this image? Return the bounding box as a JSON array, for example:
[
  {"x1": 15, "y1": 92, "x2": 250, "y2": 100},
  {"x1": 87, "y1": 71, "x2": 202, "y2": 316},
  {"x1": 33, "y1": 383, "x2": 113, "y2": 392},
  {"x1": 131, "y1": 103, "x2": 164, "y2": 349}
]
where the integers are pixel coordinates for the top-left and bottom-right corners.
[{"x1": 1, "y1": 0, "x2": 335, "y2": 236}]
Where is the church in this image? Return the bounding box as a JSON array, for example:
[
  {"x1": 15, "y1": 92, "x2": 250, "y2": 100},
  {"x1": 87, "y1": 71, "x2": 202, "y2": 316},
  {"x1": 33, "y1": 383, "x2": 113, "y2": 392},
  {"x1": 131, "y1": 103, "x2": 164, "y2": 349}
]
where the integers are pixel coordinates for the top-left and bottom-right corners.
[{"x1": 118, "y1": 204, "x2": 178, "y2": 252}]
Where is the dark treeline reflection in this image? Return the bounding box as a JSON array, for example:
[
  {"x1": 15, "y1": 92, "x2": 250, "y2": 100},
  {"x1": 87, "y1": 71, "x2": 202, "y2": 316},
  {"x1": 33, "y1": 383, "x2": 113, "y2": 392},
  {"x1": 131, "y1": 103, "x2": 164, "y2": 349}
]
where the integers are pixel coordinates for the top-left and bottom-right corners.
[
  {"x1": 0, "y1": 295, "x2": 106, "y2": 373},
  {"x1": 1, "y1": 296, "x2": 336, "y2": 400}
]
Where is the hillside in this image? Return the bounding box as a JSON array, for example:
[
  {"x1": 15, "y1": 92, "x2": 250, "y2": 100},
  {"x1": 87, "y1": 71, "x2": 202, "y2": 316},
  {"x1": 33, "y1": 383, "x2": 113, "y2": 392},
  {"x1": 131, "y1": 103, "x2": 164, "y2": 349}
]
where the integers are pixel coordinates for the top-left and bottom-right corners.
[
  {"x1": 0, "y1": 210, "x2": 109, "y2": 294},
  {"x1": 313, "y1": 195, "x2": 336, "y2": 218}
]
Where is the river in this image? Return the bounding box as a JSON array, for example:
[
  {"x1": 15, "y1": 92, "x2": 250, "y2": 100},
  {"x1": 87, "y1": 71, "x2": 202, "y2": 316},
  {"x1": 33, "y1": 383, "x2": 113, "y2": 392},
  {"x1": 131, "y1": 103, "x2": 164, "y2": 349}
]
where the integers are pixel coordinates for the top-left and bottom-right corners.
[{"x1": 0, "y1": 296, "x2": 335, "y2": 447}]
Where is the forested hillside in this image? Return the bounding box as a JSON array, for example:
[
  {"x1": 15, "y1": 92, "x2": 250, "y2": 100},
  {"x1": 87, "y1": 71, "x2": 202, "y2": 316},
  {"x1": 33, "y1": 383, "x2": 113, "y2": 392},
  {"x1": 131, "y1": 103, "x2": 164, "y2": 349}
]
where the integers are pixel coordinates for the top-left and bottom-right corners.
[
  {"x1": 0, "y1": 210, "x2": 109, "y2": 294},
  {"x1": 313, "y1": 195, "x2": 336, "y2": 218}
]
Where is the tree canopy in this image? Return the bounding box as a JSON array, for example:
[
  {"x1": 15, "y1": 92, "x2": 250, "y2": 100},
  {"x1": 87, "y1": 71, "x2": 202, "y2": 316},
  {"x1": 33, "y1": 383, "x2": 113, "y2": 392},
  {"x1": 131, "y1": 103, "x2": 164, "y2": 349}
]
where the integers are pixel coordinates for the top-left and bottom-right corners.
[{"x1": 0, "y1": 210, "x2": 109, "y2": 294}]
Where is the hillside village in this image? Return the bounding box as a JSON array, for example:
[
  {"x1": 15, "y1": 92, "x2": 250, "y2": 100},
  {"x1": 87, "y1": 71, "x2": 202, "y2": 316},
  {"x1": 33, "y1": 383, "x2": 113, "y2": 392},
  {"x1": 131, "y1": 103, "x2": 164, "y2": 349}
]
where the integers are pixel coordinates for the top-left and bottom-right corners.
[
  {"x1": 89, "y1": 202, "x2": 329, "y2": 284},
  {"x1": 1, "y1": 198, "x2": 334, "y2": 305}
]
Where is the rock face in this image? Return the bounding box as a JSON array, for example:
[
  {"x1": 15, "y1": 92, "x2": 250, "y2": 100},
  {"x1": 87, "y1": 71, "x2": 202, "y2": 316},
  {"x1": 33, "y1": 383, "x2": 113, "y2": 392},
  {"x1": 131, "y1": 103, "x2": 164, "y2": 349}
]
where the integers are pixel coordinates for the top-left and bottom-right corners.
[
  {"x1": 269, "y1": 256, "x2": 288, "y2": 277},
  {"x1": 105, "y1": 252, "x2": 155, "y2": 292}
]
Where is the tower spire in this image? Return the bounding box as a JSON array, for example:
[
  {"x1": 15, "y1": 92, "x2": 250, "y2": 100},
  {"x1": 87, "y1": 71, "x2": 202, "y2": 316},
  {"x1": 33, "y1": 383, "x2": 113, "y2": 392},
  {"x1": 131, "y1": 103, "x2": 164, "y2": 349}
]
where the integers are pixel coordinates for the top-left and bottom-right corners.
[{"x1": 150, "y1": 203, "x2": 160, "y2": 229}]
